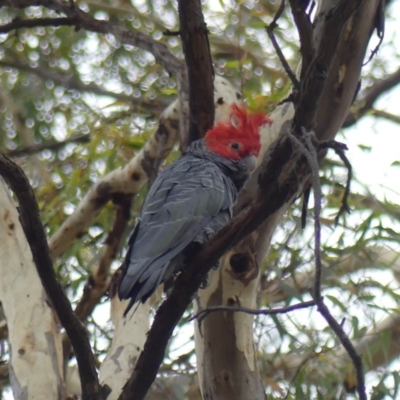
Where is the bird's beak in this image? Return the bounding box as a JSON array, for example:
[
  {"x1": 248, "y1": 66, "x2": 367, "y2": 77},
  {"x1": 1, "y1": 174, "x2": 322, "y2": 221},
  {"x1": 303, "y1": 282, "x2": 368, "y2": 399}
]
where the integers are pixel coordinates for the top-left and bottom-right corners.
[{"x1": 243, "y1": 155, "x2": 257, "y2": 172}]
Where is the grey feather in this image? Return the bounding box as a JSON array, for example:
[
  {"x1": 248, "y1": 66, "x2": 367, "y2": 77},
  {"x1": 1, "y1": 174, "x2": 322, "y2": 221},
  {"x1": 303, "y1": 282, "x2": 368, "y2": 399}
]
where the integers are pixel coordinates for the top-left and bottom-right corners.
[{"x1": 118, "y1": 140, "x2": 251, "y2": 314}]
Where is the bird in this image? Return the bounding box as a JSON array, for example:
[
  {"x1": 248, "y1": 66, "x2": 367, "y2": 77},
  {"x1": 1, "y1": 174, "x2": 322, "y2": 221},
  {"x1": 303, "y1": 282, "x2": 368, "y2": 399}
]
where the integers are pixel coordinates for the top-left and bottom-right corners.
[{"x1": 118, "y1": 104, "x2": 272, "y2": 314}]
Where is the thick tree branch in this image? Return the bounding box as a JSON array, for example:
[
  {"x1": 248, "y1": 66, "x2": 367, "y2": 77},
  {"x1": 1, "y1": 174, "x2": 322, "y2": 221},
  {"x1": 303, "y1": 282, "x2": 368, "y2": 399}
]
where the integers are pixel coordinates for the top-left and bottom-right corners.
[
  {"x1": 0, "y1": 179, "x2": 65, "y2": 398},
  {"x1": 178, "y1": 0, "x2": 214, "y2": 148},
  {"x1": 0, "y1": 154, "x2": 100, "y2": 400},
  {"x1": 9, "y1": 0, "x2": 183, "y2": 76},
  {"x1": 191, "y1": 108, "x2": 294, "y2": 400},
  {"x1": 288, "y1": 0, "x2": 314, "y2": 82},
  {"x1": 294, "y1": 0, "x2": 365, "y2": 132},
  {"x1": 313, "y1": 1, "x2": 382, "y2": 141}
]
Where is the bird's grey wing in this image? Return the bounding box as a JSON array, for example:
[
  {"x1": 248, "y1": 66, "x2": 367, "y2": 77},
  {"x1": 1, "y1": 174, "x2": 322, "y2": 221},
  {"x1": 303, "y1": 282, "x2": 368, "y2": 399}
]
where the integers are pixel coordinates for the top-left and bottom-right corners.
[{"x1": 118, "y1": 157, "x2": 235, "y2": 305}]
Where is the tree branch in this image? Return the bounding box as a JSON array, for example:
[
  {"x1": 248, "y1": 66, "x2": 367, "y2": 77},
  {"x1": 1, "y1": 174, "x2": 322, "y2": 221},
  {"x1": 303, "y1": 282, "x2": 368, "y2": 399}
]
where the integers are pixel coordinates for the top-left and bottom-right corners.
[
  {"x1": 5, "y1": 133, "x2": 90, "y2": 157},
  {"x1": 0, "y1": 16, "x2": 75, "y2": 33},
  {"x1": 266, "y1": 0, "x2": 300, "y2": 90},
  {"x1": 286, "y1": 130, "x2": 324, "y2": 300},
  {"x1": 373, "y1": 108, "x2": 400, "y2": 124},
  {"x1": 74, "y1": 194, "x2": 132, "y2": 322},
  {"x1": 317, "y1": 302, "x2": 366, "y2": 399},
  {"x1": 178, "y1": 0, "x2": 214, "y2": 148},
  {"x1": 288, "y1": 0, "x2": 314, "y2": 82},
  {"x1": 0, "y1": 58, "x2": 169, "y2": 112},
  {"x1": 10, "y1": 0, "x2": 183, "y2": 76},
  {"x1": 0, "y1": 154, "x2": 100, "y2": 400},
  {"x1": 343, "y1": 67, "x2": 400, "y2": 127},
  {"x1": 294, "y1": 0, "x2": 365, "y2": 132},
  {"x1": 63, "y1": 194, "x2": 133, "y2": 361},
  {"x1": 0, "y1": 179, "x2": 65, "y2": 398},
  {"x1": 193, "y1": 299, "x2": 316, "y2": 325}
]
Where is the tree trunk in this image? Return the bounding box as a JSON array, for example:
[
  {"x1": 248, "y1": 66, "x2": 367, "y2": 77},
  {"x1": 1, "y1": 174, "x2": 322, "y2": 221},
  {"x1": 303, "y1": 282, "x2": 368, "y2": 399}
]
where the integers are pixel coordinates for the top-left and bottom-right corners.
[
  {"x1": 99, "y1": 287, "x2": 154, "y2": 399},
  {"x1": 0, "y1": 178, "x2": 65, "y2": 399},
  {"x1": 194, "y1": 103, "x2": 295, "y2": 400}
]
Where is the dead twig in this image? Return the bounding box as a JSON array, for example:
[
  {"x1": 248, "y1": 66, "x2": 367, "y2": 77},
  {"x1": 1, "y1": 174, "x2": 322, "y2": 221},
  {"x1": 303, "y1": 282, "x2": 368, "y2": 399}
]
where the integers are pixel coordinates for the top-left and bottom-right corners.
[
  {"x1": 319, "y1": 140, "x2": 352, "y2": 225},
  {"x1": 192, "y1": 299, "x2": 316, "y2": 325},
  {"x1": 266, "y1": 0, "x2": 300, "y2": 91},
  {"x1": 286, "y1": 129, "x2": 367, "y2": 400}
]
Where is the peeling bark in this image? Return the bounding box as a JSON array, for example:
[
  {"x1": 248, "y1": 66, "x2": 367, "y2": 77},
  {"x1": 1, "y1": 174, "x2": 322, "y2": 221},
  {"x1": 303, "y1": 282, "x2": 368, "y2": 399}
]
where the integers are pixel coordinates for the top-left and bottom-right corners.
[
  {"x1": 99, "y1": 272, "x2": 156, "y2": 400},
  {"x1": 194, "y1": 266, "x2": 263, "y2": 400},
  {"x1": 0, "y1": 178, "x2": 65, "y2": 400}
]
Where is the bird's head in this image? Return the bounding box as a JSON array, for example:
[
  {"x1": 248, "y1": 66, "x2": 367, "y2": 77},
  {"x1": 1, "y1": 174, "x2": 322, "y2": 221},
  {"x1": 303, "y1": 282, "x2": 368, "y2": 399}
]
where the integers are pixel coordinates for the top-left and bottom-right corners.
[{"x1": 204, "y1": 103, "x2": 272, "y2": 161}]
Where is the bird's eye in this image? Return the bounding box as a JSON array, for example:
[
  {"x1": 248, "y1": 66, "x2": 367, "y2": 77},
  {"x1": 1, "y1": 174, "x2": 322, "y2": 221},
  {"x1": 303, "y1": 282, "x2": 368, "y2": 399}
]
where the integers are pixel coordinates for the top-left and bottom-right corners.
[{"x1": 230, "y1": 142, "x2": 240, "y2": 151}]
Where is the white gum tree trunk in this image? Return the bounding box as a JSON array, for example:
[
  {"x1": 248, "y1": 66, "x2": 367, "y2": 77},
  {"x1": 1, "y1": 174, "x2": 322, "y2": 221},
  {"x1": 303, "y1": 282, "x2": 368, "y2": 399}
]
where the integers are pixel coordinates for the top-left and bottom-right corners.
[
  {"x1": 0, "y1": 178, "x2": 65, "y2": 399},
  {"x1": 194, "y1": 104, "x2": 294, "y2": 400},
  {"x1": 99, "y1": 290, "x2": 153, "y2": 399}
]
